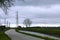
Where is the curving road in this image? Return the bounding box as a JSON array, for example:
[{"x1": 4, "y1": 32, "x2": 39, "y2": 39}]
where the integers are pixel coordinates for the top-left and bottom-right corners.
[{"x1": 5, "y1": 29, "x2": 44, "y2": 40}]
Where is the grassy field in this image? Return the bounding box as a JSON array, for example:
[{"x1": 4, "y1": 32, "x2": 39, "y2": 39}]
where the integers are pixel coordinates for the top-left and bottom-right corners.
[
  {"x1": 0, "y1": 26, "x2": 11, "y2": 40},
  {"x1": 17, "y1": 27, "x2": 60, "y2": 37},
  {"x1": 0, "y1": 32, "x2": 11, "y2": 40}
]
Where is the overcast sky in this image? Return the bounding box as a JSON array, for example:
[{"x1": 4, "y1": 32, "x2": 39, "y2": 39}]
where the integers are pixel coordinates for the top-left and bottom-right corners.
[{"x1": 0, "y1": 0, "x2": 60, "y2": 26}]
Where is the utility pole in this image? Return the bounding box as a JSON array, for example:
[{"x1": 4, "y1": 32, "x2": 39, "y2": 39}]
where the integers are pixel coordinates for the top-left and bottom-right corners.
[
  {"x1": 6, "y1": 21, "x2": 8, "y2": 27},
  {"x1": 4, "y1": 17, "x2": 6, "y2": 26},
  {"x1": 4, "y1": 6, "x2": 8, "y2": 27},
  {"x1": 6, "y1": 21, "x2": 10, "y2": 27},
  {"x1": 16, "y1": 11, "x2": 18, "y2": 27},
  {"x1": 9, "y1": 22, "x2": 10, "y2": 27},
  {"x1": 0, "y1": 19, "x2": 1, "y2": 26}
]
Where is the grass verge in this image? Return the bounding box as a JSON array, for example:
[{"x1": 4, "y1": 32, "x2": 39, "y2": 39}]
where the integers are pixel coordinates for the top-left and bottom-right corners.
[
  {"x1": 15, "y1": 29, "x2": 56, "y2": 40},
  {"x1": 19, "y1": 27, "x2": 60, "y2": 37},
  {"x1": 0, "y1": 32, "x2": 11, "y2": 40}
]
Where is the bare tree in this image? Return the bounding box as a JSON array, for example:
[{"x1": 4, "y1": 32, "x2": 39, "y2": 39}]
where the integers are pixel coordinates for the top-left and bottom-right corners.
[
  {"x1": 23, "y1": 18, "x2": 32, "y2": 27},
  {"x1": 0, "y1": 0, "x2": 13, "y2": 15},
  {"x1": 0, "y1": 0, "x2": 13, "y2": 26},
  {"x1": 0, "y1": 0, "x2": 13, "y2": 7},
  {"x1": 0, "y1": 0, "x2": 25, "y2": 13}
]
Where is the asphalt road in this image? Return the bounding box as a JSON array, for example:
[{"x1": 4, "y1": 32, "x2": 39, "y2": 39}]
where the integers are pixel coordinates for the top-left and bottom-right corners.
[{"x1": 5, "y1": 29, "x2": 44, "y2": 40}]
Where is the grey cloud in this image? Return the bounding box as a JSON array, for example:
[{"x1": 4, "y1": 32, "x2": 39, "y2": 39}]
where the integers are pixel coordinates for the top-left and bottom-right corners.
[
  {"x1": 32, "y1": 18, "x2": 60, "y2": 24},
  {"x1": 1, "y1": 0, "x2": 60, "y2": 24},
  {"x1": 8, "y1": 5, "x2": 60, "y2": 24},
  {"x1": 14, "y1": 0, "x2": 60, "y2": 6},
  {"x1": 35, "y1": 13, "x2": 60, "y2": 19}
]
